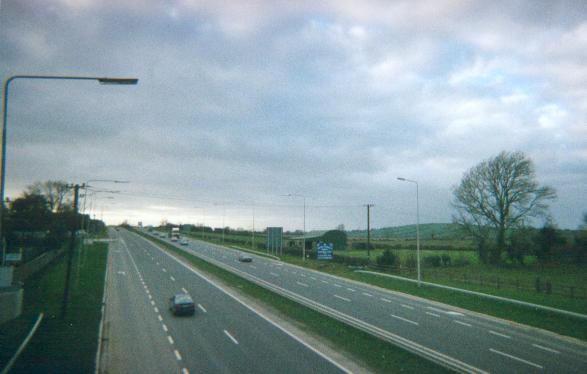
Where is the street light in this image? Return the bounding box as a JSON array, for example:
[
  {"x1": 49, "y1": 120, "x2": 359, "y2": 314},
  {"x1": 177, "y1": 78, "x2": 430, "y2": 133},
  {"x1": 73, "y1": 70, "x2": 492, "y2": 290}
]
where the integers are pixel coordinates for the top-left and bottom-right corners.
[
  {"x1": 1, "y1": 75, "x2": 138, "y2": 251},
  {"x1": 213, "y1": 202, "x2": 227, "y2": 245},
  {"x1": 398, "y1": 177, "x2": 421, "y2": 287},
  {"x1": 284, "y1": 194, "x2": 307, "y2": 261},
  {"x1": 81, "y1": 180, "x2": 129, "y2": 233}
]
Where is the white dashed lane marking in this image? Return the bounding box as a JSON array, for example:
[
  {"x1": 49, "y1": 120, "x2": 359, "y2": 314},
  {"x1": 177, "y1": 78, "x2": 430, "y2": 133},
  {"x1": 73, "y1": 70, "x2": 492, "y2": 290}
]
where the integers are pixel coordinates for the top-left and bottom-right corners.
[
  {"x1": 532, "y1": 344, "x2": 560, "y2": 354},
  {"x1": 334, "y1": 294, "x2": 351, "y2": 302},
  {"x1": 224, "y1": 330, "x2": 239, "y2": 345},
  {"x1": 390, "y1": 314, "x2": 419, "y2": 326},
  {"x1": 454, "y1": 320, "x2": 472, "y2": 327}
]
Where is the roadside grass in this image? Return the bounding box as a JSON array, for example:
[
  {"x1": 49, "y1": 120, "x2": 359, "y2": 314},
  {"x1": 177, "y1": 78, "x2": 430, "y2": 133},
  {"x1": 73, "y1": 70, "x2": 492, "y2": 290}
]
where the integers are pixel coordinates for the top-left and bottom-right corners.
[
  {"x1": 133, "y1": 229, "x2": 449, "y2": 374},
  {"x1": 5, "y1": 242, "x2": 108, "y2": 373},
  {"x1": 280, "y1": 254, "x2": 587, "y2": 342},
  {"x1": 338, "y1": 250, "x2": 587, "y2": 305}
]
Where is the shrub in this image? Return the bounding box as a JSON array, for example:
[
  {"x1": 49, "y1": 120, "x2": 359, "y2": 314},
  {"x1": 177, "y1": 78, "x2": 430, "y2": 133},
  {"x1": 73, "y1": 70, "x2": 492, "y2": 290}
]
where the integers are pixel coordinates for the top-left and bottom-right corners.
[
  {"x1": 332, "y1": 254, "x2": 371, "y2": 267},
  {"x1": 376, "y1": 250, "x2": 397, "y2": 267},
  {"x1": 404, "y1": 254, "x2": 417, "y2": 269},
  {"x1": 423, "y1": 255, "x2": 442, "y2": 267},
  {"x1": 452, "y1": 255, "x2": 470, "y2": 267},
  {"x1": 441, "y1": 254, "x2": 451, "y2": 266}
]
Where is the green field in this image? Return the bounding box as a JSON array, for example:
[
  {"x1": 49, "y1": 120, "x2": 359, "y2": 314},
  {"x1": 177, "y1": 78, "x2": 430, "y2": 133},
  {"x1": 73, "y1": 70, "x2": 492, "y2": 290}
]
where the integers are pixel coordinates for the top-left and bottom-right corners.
[{"x1": 0, "y1": 242, "x2": 108, "y2": 373}]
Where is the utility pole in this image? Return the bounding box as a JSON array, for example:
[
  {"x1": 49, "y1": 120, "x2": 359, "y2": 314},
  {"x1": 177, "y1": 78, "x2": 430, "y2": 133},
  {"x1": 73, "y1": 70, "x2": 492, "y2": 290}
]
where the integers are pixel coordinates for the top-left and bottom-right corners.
[
  {"x1": 61, "y1": 183, "x2": 83, "y2": 318},
  {"x1": 365, "y1": 204, "x2": 374, "y2": 257}
]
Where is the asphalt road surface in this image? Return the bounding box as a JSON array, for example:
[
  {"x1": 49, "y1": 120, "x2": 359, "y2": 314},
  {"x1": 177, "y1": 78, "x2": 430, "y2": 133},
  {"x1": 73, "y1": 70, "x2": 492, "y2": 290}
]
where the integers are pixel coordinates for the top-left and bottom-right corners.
[
  {"x1": 99, "y1": 229, "x2": 350, "y2": 374},
  {"x1": 144, "y1": 230, "x2": 587, "y2": 374}
]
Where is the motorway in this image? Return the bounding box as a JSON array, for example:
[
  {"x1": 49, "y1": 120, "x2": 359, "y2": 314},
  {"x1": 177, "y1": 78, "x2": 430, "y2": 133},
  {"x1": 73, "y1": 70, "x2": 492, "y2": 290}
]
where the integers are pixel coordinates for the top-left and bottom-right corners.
[
  {"x1": 98, "y1": 229, "x2": 350, "y2": 374},
  {"x1": 143, "y1": 229, "x2": 587, "y2": 374}
]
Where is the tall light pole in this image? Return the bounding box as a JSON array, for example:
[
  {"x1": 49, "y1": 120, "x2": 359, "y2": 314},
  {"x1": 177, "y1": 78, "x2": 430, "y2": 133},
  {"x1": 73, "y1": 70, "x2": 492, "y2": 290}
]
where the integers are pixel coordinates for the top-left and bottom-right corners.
[
  {"x1": 214, "y1": 202, "x2": 226, "y2": 245},
  {"x1": 398, "y1": 177, "x2": 421, "y2": 287},
  {"x1": 81, "y1": 180, "x2": 129, "y2": 233},
  {"x1": 193, "y1": 206, "x2": 206, "y2": 239},
  {"x1": 1, "y1": 75, "x2": 138, "y2": 252},
  {"x1": 285, "y1": 194, "x2": 306, "y2": 261}
]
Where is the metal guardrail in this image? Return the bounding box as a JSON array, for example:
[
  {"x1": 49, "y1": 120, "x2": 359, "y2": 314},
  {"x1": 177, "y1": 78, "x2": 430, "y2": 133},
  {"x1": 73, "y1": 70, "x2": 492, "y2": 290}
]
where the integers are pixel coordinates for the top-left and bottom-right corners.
[
  {"x1": 356, "y1": 270, "x2": 587, "y2": 321},
  {"x1": 1, "y1": 312, "x2": 44, "y2": 374}
]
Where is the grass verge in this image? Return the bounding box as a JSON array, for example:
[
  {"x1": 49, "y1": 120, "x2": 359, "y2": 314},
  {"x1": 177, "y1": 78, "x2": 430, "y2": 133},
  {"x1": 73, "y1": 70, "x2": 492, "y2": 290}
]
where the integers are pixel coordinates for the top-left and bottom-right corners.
[
  {"x1": 1, "y1": 242, "x2": 108, "y2": 373},
  {"x1": 132, "y1": 229, "x2": 449, "y2": 374}
]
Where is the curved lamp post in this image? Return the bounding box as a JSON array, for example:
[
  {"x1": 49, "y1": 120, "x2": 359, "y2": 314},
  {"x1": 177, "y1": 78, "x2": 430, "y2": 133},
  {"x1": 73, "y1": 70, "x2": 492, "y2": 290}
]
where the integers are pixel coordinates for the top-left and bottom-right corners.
[{"x1": 1, "y1": 75, "x2": 137, "y2": 251}]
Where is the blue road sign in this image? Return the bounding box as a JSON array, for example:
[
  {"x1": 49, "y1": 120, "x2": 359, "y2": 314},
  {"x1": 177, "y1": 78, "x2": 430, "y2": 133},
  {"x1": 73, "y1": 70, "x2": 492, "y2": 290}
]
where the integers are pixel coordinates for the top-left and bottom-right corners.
[{"x1": 317, "y1": 241, "x2": 333, "y2": 260}]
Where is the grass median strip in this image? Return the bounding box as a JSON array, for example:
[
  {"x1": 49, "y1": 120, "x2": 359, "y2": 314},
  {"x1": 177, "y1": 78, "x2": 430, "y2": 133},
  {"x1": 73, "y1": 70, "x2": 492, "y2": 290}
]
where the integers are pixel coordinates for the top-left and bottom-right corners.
[{"x1": 132, "y1": 229, "x2": 449, "y2": 374}]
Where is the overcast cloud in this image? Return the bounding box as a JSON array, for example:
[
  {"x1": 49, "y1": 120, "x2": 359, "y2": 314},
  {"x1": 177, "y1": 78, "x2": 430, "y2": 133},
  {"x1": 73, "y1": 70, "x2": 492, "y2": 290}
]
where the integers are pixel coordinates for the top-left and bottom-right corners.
[{"x1": 1, "y1": 0, "x2": 586, "y2": 230}]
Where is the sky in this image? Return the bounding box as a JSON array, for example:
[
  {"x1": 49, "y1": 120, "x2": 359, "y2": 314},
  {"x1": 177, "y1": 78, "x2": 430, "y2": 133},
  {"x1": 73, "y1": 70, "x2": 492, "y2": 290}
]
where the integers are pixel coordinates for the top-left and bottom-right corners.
[{"x1": 1, "y1": 0, "x2": 586, "y2": 231}]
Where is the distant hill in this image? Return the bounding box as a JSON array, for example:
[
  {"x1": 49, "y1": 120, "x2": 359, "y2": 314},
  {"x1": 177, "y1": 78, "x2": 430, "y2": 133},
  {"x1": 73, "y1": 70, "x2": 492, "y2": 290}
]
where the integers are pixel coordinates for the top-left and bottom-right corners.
[
  {"x1": 347, "y1": 223, "x2": 469, "y2": 240},
  {"x1": 348, "y1": 223, "x2": 582, "y2": 242}
]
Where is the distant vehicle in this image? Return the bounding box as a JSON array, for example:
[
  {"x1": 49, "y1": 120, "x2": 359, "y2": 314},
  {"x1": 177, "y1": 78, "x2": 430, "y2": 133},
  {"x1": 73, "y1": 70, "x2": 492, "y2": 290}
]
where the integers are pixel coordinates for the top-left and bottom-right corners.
[
  {"x1": 170, "y1": 227, "x2": 180, "y2": 241},
  {"x1": 180, "y1": 238, "x2": 189, "y2": 245},
  {"x1": 169, "y1": 293, "x2": 195, "y2": 316},
  {"x1": 238, "y1": 252, "x2": 253, "y2": 262}
]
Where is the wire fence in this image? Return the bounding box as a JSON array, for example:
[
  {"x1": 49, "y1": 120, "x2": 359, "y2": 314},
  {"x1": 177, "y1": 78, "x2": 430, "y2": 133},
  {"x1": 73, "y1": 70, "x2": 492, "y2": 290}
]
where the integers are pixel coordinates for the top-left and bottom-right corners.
[{"x1": 367, "y1": 264, "x2": 587, "y2": 301}]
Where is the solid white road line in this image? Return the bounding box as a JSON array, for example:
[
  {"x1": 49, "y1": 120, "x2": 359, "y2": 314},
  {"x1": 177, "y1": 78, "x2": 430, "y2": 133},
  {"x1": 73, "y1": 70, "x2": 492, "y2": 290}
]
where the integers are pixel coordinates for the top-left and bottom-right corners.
[
  {"x1": 489, "y1": 330, "x2": 511, "y2": 339},
  {"x1": 168, "y1": 336, "x2": 174, "y2": 345},
  {"x1": 163, "y1": 324, "x2": 168, "y2": 332},
  {"x1": 454, "y1": 320, "x2": 472, "y2": 327},
  {"x1": 296, "y1": 281, "x2": 309, "y2": 287},
  {"x1": 532, "y1": 344, "x2": 560, "y2": 354},
  {"x1": 174, "y1": 350, "x2": 182, "y2": 360},
  {"x1": 390, "y1": 314, "x2": 419, "y2": 326},
  {"x1": 334, "y1": 294, "x2": 351, "y2": 302},
  {"x1": 224, "y1": 330, "x2": 239, "y2": 345},
  {"x1": 489, "y1": 348, "x2": 543, "y2": 369},
  {"x1": 182, "y1": 287, "x2": 188, "y2": 293},
  {"x1": 362, "y1": 292, "x2": 373, "y2": 297},
  {"x1": 401, "y1": 304, "x2": 414, "y2": 310},
  {"x1": 198, "y1": 304, "x2": 207, "y2": 313},
  {"x1": 426, "y1": 312, "x2": 441, "y2": 318}
]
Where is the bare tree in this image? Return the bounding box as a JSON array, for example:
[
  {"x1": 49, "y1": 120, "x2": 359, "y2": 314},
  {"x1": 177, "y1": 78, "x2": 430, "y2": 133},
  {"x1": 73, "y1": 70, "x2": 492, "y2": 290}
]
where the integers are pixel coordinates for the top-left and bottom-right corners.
[
  {"x1": 26, "y1": 180, "x2": 71, "y2": 212},
  {"x1": 452, "y1": 151, "x2": 556, "y2": 264}
]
